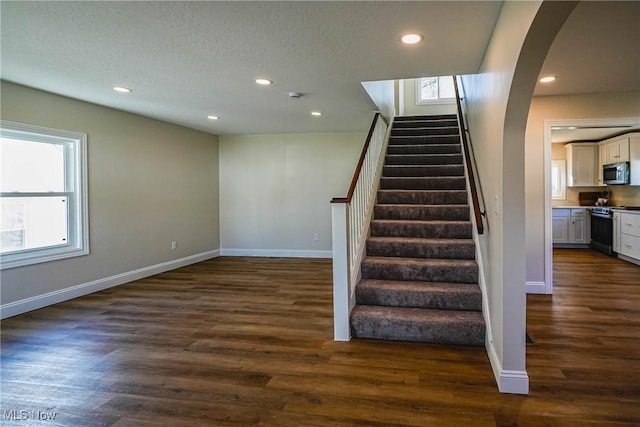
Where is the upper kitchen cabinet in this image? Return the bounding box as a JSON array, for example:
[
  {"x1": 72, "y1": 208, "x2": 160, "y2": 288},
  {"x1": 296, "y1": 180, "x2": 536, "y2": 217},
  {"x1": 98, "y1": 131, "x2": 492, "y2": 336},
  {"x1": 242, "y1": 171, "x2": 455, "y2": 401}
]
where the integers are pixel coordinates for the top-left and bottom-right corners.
[
  {"x1": 598, "y1": 132, "x2": 640, "y2": 186},
  {"x1": 599, "y1": 136, "x2": 630, "y2": 165},
  {"x1": 566, "y1": 143, "x2": 597, "y2": 187}
]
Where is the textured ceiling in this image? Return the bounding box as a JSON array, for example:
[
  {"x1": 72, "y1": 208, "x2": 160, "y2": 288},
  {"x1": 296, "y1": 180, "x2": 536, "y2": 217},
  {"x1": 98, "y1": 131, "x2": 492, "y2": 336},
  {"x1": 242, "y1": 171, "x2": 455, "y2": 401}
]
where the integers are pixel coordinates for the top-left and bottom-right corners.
[
  {"x1": 0, "y1": 1, "x2": 502, "y2": 135},
  {"x1": 534, "y1": 1, "x2": 640, "y2": 97},
  {"x1": 3, "y1": 2, "x2": 638, "y2": 136}
]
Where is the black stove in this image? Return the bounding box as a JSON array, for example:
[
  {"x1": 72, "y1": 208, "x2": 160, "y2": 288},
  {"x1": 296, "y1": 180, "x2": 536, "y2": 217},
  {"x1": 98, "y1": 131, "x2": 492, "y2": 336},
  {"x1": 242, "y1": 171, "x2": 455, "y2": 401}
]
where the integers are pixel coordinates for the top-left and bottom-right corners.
[{"x1": 590, "y1": 207, "x2": 614, "y2": 255}]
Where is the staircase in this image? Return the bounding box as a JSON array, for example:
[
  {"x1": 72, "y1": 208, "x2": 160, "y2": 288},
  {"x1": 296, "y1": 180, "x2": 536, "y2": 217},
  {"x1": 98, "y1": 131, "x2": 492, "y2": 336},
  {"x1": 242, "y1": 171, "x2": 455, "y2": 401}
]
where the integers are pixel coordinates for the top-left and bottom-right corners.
[{"x1": 350, "y1": 114, "x2": 485, "y2": 346}]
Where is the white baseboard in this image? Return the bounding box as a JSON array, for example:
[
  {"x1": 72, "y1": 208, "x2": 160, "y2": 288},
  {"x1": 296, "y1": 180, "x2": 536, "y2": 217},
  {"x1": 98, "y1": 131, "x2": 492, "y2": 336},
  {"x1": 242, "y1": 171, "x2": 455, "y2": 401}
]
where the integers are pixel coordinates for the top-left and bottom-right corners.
[
  {"x1": 220, "y1": 248, "x2": 332, "y2": 258},
  {"x1": 526, "y1": 281, "x2": 548, "y2": 294},
  {"x1": 487, "y1": 340, "x2": 530, "y2": 395},
  {"x1": 0, "y1": 249, "x2": 220, "y2": 320}
]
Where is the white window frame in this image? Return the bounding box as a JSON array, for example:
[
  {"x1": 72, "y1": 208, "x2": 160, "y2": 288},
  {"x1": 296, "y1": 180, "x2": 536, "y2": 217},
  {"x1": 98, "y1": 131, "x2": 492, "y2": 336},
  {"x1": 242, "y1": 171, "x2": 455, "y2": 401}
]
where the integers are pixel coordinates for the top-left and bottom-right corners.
[
  {"x1": 1, "y1": 120, "x2": 89, "y2": 269},
  {"x1": 415, "y1": 76, "x2": 456, "y2": 105},
  {"x1": 551, "y1": 159, "x2": 567, "y2": 200}
]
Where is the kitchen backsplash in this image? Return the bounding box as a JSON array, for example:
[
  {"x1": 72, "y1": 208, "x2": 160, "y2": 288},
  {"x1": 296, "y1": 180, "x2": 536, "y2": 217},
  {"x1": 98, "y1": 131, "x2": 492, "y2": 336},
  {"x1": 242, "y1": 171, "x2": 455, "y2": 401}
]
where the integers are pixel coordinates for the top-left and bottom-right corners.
[{"x1": 553, "y1": 185, "x2": 640, "y2": 207}]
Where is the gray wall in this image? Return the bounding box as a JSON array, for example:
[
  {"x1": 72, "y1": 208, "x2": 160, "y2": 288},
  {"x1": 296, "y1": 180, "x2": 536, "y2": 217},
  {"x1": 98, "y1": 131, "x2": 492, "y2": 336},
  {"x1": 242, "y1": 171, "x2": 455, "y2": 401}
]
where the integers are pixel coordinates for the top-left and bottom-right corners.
[
  {"x1": 1, "y1": 81, "x2": 220, "y2": 312},
  {"x1": 219, "y1": 132, "x2": 364, "y2": 257}
]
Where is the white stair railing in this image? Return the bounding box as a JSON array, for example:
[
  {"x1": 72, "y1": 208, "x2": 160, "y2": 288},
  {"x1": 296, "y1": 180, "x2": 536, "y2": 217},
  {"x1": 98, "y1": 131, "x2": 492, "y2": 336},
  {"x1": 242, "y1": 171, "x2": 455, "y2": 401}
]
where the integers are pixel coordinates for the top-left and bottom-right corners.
[{"x1": 331, "y1": 113, "x2": 390, "y2": 341}]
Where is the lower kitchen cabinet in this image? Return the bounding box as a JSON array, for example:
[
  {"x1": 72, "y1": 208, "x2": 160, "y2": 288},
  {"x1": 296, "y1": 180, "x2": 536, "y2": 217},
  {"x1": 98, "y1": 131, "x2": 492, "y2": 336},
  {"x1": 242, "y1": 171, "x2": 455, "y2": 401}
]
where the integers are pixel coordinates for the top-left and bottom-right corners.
[
  {"x1": 614, "y1": 210, "x2": 640, "y2": 264},
  {"x1": 552, "y1": 208, "x2": 590, "y2": 246}
]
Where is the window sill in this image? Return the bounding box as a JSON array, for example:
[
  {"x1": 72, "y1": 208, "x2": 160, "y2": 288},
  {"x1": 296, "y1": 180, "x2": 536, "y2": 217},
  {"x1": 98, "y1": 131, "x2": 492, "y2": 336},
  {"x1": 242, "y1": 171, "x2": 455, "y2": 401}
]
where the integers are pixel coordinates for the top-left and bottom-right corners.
[{"x1": 1, "y1": 246, "x2": 89, "y2": 270}]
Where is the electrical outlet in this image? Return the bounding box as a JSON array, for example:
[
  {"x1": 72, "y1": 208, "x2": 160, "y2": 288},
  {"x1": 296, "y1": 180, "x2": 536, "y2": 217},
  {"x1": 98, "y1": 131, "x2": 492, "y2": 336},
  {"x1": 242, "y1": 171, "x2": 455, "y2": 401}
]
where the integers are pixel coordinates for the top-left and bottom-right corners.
[
  {"x1": 171, "y1": 241, "x2": 177, "y2": 250},
  {"x1": 313, "y1": 233, "x2": 319, "y2": 241}
]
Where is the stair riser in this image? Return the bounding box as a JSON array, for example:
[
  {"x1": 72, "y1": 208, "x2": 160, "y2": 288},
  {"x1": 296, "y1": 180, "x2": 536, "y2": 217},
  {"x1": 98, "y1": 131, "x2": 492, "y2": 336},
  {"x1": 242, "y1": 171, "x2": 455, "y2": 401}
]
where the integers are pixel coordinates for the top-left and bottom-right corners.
[
  {"x1": 361, "y1": 261, "x2": 478, "y2": 284},
  {"x1": 394, "y1": 115, "x2": 457, "y2": 122},
  {"x1": 366, "y1": 240, "x2": 475, "y2": 260},
  {"x1": 385, "y1": 154, "x2": 463, "y2": 165},
  {"x1": 391, "y1": 127, "x2": 459, "y2": 137},
  {"x1": 374, "y1": 205, "x2": 470, "y2": 221},
  {"x1": 393, "y1": 119, "x2": 458, "y2": 129},
  {"x1": 370, "y1": 221, "x2": 472, "y2": 239},
  {"x1": 387, "y1": 144, "x2": 461, "y2": 155},
  {"x1": 389, "y1": 135, "x2": 460, "y2": 145},
  {"x1": 350, "y1": 316, "x2": 485, "y2": 346},
  {"x1": 383, "y1": 165, "x2": 464, "y2": 177},
  {"x1": 355, "y1": 287, "x2": 482, "y2": 311},
  {"x1": 380, "y1": 177, "x2": 466, "y2": 190},
  {"x1": 377, "y1": 191, "x2": 467, "y2": 205}
]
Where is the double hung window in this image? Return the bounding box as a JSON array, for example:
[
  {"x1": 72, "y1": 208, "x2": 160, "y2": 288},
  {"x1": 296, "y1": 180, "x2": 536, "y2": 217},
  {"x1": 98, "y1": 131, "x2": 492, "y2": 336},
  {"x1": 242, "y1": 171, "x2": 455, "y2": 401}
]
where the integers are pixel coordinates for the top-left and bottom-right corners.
[
  {"x1": 1, "y1": 121, "x2": 88, "y2": 269},
  {"x1": 416, "y1": 76, "x2": 455, "y2": 104}
]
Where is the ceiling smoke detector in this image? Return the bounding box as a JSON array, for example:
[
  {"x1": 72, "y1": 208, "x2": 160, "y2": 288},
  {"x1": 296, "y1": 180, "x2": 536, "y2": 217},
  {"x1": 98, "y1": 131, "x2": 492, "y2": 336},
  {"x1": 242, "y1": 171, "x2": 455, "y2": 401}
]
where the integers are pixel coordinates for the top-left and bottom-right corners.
[{"x1": 288, "y1": 92, "x2": 303, "y2": 99}]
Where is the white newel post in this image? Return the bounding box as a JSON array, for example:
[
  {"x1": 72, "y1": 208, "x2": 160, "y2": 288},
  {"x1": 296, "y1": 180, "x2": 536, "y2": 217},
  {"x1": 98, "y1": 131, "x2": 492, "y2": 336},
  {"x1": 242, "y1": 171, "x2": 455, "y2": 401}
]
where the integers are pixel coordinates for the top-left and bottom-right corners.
[{"x1": 331, "y1": 201, "x2": 351, "y2": 341}]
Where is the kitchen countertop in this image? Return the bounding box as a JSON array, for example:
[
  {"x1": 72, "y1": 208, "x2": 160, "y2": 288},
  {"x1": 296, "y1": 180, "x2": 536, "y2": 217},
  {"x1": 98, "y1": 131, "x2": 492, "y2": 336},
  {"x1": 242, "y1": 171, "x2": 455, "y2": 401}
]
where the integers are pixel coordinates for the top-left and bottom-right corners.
[
  {"x1": 612, "y1": 208, "x2": 640, "y2": 214},
  {"x1": 553, "y1": 206, "x2": 596, "y2": 209}
]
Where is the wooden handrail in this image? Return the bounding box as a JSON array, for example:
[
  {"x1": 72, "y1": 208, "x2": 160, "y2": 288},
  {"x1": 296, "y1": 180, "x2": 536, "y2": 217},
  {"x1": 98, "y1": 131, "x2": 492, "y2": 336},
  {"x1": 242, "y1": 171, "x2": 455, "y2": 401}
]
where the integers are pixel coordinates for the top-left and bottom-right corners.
[
  {"x1": 453, "y1": 75, "x2": 484, "y2": 235},
  {"x1": 331, "y1": 112, "x2": 380, "y2": 204}
]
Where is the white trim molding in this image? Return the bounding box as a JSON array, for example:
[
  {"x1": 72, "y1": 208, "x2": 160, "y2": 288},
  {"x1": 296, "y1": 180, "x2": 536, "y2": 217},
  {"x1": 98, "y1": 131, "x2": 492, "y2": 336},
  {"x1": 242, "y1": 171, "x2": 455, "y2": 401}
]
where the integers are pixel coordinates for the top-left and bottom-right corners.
[
  {"x1": 487, "y1": 341, "x2": 530, "y2": 395},
  {"x1": 220, "y1": 248, "x2": 331, "y2": 258},
  {"x1": 0, "y1": 250, "x2": 220, "y2": 319},
  {"x1": 526, "y1": 281, "x2": 547, "y2": 294}
]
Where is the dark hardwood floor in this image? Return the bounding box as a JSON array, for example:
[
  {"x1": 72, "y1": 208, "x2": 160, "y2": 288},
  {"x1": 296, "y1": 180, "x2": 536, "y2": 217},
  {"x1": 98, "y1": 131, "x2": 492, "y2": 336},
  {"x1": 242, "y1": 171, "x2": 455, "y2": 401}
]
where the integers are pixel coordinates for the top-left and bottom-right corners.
[{"x1": 1, "y1": 251, "x2": 639, "y2": 426}]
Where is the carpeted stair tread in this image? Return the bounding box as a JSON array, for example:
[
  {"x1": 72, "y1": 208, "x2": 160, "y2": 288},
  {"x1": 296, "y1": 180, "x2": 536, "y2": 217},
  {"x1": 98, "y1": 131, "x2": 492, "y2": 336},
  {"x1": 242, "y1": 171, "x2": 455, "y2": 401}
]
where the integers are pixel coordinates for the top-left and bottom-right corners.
[
  {"x1": 391, "y1": 127, "x2": 459, "y2": 137},
  {"x1": 380, "y1": 176, "x2": 466, "y2": 190},
  {"x1": 383, "y1": 165, "x2": 464, "y2": 177},
  {"x1": 350, "y1": 305, "x2": 485, "y2": 346},
  {"x1": 392, "y1": 119, "x2": 458, "y2": 128},
  {"x1": 387, "y1": 144, "x2": 461, "y2": 155},
  {"x1": 385, "y1": 153, "x2": 463, "y2": 165},
  {"x1": 394, "y1": 114, "x2": 457, "y2": 121},
  {"x1": 370, "y1": 219, "x2": 472, "y2": 239},
  {"x1": 355, "y1": 279, "x2": 482, "y2": 311},
  {"x1": 366, "y1": 236, "x2": 475, "y2": 260},
  {"x1": 389, "y1": 135, "x2": 461, "y2": 145},
  {"x1": 377, "y1": 189, "x2": 468, "y2": 205},
  {"x1": 374, "y1": 204, "x2": 470, "y2": 220},
  {"x1": 361, "y1": 256, "x2": 478, "y2": 284}
]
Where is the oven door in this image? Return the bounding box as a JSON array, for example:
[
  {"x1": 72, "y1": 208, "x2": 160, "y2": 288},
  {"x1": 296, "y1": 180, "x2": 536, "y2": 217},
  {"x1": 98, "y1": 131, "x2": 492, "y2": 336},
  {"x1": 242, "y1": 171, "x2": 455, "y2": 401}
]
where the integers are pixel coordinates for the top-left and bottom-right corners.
[{"x1": 590, "y1": 213, "x2": 613, "y2": 255}]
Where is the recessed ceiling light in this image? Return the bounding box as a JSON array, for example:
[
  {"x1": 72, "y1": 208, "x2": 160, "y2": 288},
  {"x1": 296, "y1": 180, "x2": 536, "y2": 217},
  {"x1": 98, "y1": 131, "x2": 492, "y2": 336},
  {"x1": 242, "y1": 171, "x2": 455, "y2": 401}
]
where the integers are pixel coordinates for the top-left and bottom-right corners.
[
  {"x1": 401, "y1": 33, "x2": 423, "y2": 45},
  {"x1": 311, "y1": 111, "x2": 322, "y2": 116},
  {"x1": 255, "y1": 78, "x2": 273, "y2": 86},
  {"x1": 539, "y1": 75, "x2": 556, "y2": 83},
  {"x1": 207, "y1": 115, "x2": 219, "y2": 120},
  {"x1": 113, "y1": 86, "x2": 132, "y2": 93}
]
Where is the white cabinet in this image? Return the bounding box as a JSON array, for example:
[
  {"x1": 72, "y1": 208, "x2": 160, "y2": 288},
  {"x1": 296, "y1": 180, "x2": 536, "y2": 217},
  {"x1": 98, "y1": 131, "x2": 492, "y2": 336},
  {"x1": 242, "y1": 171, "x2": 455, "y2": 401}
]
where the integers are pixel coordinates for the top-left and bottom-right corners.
[
  {"x1": 552, "y1": 208, "x2": 590, "y2": 246},
  {"x1": 613, "y1": 211, "x2": 621, "y2": 253},
  {"x1": 597, "y1": 144, "x2": 607, "y2": 186},
  {"x1": 600, "y1": 137, "x2": 630, "y2": 165},
  {"x1": 630, "y1": 135, "x2": 640, "y2": 186},
  {"x1": 614, "y1": 211, "x2": 640, "y2": 263},
  {"x1": 571, "y1": 210, "x2": 588, "y2": 244},
  {"x1": 552, "y1": 212, "x2": 570, "y2": 244},
  {"x1": 566, "y1": 143, "x2": 597, "y2": 187}
]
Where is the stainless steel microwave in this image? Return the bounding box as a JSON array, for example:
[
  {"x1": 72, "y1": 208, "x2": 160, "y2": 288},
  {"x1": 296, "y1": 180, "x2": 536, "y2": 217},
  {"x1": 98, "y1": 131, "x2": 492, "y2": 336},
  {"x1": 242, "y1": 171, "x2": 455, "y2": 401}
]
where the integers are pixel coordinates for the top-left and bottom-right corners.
[{"x1": 603, "y1": 161, "x2": 630, "y2": 185}]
